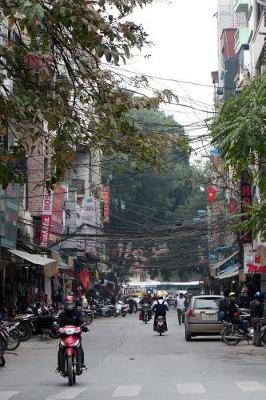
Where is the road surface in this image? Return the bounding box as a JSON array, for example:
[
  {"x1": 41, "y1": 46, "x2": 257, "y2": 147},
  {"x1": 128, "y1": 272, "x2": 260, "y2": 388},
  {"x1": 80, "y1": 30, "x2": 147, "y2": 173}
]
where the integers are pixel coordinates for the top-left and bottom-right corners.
[{"x1": 1, "y1": 310, "x2": 266, "y2": 400}]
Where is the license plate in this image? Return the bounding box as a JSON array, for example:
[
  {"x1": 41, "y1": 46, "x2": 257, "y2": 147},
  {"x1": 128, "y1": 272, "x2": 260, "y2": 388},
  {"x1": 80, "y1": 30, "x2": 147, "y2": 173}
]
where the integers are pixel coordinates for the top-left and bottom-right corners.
[{"x1": 206, "y1": 314, "x2": 216, "y2": 320}]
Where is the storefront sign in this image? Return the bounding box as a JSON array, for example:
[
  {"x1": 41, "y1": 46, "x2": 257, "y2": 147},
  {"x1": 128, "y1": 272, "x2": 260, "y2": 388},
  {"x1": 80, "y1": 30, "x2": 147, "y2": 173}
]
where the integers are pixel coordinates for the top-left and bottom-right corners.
[
  {"x1": 0, "y1": 183, "x2": 20, "y2": 249},
  {"x1": 240, "y1": 171, "x2": 252, "y2": 243},
  {"x1": 101, "y1": 185, "x2": 110, "y2": 223},
  {"x1": 49, "y1": 184, "x2": 65, "y2": 244},
  {"x1": 207, "y1": 186, "x2": 217, "y2": 204},
  {"x1": 244, "y1": 244, "x2": 266, "y2": 273},
  {"x1": 40, "y1": 189, "x2": 53, "y2": 247},
  {"x1": 79, "y1": 268, "x2": 90, "y2": 290}
]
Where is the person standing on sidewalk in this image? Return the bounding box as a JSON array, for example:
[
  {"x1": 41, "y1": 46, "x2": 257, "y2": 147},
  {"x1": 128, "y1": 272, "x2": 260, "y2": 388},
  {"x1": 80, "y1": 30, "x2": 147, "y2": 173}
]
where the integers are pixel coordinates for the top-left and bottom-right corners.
[
  {"x1": 250, "y1": 292, "x2": 264, "y2": 346},
  {"x1": 176, "y1": 293, "x2": 186, "y2": 325}
]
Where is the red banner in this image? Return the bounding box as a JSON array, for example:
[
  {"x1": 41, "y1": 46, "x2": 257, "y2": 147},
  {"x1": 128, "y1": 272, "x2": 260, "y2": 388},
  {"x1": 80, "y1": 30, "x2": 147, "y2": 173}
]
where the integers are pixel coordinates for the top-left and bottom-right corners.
[
  {"x1": 79, "y1": 268, "x2": 90, "y2": 290},
  {"x1": 101, "y1": 185, "x2": 110, "y2": 223},
  {"x1": 49, "y1": 184, "x2": 65, "y2": 244},
  {"x1": 207, "y1": 186, "x2": 217, "y2": 204},
  {"x1": 40, "y1": 189, "x2": 53, "y2": 247}
]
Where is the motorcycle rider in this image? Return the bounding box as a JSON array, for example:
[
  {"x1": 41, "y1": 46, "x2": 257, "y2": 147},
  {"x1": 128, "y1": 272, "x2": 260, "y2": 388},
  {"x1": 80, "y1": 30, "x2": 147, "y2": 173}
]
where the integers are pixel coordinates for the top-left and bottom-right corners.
[
  {"x1": 56, "y1": 295, "x2": 87, "y2": 375},
  {"x1": 250, "y1": 292, "x2": 264, "y2": 346},
  {"x1": 139, "y1": 292, "x2": 152, "y2": 321},
  {"x1": 225, "y1": 292, "x2": 251, "y2": 337},
  {"x1": 152, "y1": 295, "x2": 169, "y2": 331}
]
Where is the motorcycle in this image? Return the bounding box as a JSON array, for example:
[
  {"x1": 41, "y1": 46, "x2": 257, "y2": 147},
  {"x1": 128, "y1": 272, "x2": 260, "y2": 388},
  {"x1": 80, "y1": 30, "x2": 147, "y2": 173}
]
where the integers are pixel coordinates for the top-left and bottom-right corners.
[
  {"x1": 32, "y1": 307, "x2": 60, "y2": 338},
  {"x1": 114, "y1": 301, "x2": 129, "y2": 317},
  {"x1": 143, "y1": 304, "x2": 151, "y2": 324},
  {"x1": 58, "y1": 325, "x2": 88, "y2": 386},
  {"x1": 5, "y1": 321, "x2": 21, "y2": 351},
  {"x1": 222, "y1": 311, "x2": 253, "y2": 346},
  {"x1": 0, "y1": 324, "x2": 9, "y2": 366},
  {"x1": 154, "y1": 316, "x2": 167, "y2": 336}
]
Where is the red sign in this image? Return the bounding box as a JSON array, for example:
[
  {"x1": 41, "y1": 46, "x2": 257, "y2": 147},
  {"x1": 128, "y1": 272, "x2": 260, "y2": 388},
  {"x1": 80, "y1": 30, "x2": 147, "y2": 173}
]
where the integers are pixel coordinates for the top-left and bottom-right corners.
[
  {"x1": 49, "y1": 184, "x2": 65, "y2": 244},
  {"x1": 79, "y1": 268, "x2": 90, "y2": 290},
  {"x1": 40, "y1": 189, "x2": 53, "y2": 247},
  {"x1": 207, "y1": 186, "x2": 217, "y2": 204},
  {"x1": 246, "y1": 263, "x2": 266, "y2": 274},
  {"x1": 101, "y1": 186, "x2": 110, "y2": 223}
]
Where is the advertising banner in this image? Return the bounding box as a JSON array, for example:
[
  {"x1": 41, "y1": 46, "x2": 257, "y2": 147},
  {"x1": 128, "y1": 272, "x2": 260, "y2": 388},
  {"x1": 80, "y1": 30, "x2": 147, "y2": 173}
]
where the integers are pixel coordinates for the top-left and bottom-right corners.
[
  {"x1": 49, "y1": 184, "x2": 65, "y2": 244},
  {"x1": 40, "y1": 189, "x2": 53, "y2": 247},
  {"x1": 101, "y1": 185, "x2": 110, "y2": 223},
  {"x1": 244, "y1": 244, "x2": 266, "y2": 274},
  {"x1": 80, "y1": 196, "x2": 97, "y2": 255},
  {"x1": 0, "y1": 183, "x2": 20, "y2": 249}
]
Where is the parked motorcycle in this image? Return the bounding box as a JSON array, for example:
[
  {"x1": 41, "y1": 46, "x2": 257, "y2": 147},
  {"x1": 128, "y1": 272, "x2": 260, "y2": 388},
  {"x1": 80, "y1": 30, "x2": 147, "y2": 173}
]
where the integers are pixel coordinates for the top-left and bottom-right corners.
[
  {"x1": 222, "y1": 321, "x2": 253, "y2": 346},
  {"x1": 5, "y1": 322, "x2": 21, "y2": 351},
  {"x1": 114, "y1": 301, "x2": 129, "y2": 317},
  {"x1": 154, "y1": 316, "x2": 167, "y2": 336},
  {"x1": 0, "y1": 324, "x2": 9, "y2": 366},
  {"x1": 58, "y1": 325, "x2": 88, "y2": 386},
  {"x1": 12, "y1": 313, "x2": 36, "y2": 341},
  {"x1": 32, "y1": 307, "x2": 60, "y2": 338}
]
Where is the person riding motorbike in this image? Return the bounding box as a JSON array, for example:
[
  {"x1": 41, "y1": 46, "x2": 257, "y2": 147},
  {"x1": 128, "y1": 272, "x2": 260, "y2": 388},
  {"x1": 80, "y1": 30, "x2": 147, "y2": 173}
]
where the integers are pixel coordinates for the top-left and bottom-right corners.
[
  {"x1": 250, "y1": 292, "x2": 264, "y2": 346},
  {"x1": 152, "y1": 296, "x2": 169, "y2": 331},
  {"x1": 224, "y1": 292, "x2": 251, "y2": 337},
  {"x1": 139, "y1": 292, "x2": 152, "y2": 321},
  {"x1": 56, "y1": 296, "x2": 87, "y2": 375}
]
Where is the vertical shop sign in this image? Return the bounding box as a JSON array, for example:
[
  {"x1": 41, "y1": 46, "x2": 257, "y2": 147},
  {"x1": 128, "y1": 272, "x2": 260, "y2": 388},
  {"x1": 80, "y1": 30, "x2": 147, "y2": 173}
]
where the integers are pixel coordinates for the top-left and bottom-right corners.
[
  {"x1": 49, "y1": 184, "x2": 65, "y2": 244},
  {"x1": 101, "y1": 185, "x2": 110, "y2": 223},
  {"x1": 1, "y1": 183, "x2": 20, "y2": 249},
  {"x1": 80, "y1": 196, "x2": 97, "y2": 255},
  {"x1": 40, "y1": 189, "x2": 53, "y2": 247},
  {"x1": 240, "y1": 171, "x2": 252, "y2": 244},
  {"x1": 79, "y1": 268, "x2": 90, "y2": 290}
]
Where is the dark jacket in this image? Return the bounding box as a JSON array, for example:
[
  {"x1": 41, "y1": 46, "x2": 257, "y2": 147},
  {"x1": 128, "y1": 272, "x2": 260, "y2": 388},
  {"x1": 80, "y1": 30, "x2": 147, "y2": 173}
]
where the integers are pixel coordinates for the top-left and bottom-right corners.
[
  {"x1": 250, "y1": 300, "x2": 264, "y2": 319},
  {"x1": 58, "y1": 309, "x2": 85, "y2": 327},
  {"x1": 152, "y1": 300, "x2": 169, "y2": 317}
]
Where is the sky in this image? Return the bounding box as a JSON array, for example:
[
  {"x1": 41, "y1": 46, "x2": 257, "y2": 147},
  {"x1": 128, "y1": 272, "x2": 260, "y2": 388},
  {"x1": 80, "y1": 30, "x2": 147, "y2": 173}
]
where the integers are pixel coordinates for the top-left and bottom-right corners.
[{"x1": 115, "y1": 0, "x2": 218, "y2": 162}]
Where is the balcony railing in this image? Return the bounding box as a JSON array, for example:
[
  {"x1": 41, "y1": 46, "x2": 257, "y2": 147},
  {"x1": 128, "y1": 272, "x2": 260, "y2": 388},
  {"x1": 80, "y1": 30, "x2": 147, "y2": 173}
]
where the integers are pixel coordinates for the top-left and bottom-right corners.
[
  {"x1": 234, "y1": 0, "x2": 249, "y2": 13},
  {"x1": 235, "y1": 27, "x2": 250, "y2": 53}
]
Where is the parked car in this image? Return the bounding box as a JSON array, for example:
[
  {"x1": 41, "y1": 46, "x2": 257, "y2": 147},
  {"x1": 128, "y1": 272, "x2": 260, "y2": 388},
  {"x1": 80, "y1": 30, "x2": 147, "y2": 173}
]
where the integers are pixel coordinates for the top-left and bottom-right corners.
[{"x1": 185, "y1": 295, "x2": 223, "y2": 341}]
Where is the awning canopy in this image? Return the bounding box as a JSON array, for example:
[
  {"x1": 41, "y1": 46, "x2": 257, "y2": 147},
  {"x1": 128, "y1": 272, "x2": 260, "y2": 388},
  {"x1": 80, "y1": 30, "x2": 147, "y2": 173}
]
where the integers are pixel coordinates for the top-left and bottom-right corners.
[
  {"x1": 212, "y1": 251, "x2": 239, "y2": 271},
  {"x1": 8, "y1": 249, "x2": 57, "y2": 267}
]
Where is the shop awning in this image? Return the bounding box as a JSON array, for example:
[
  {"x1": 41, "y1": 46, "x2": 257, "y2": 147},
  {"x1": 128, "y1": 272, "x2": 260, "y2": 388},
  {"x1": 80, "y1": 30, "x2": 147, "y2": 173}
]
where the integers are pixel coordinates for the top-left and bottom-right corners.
[
  {"x1": 212, "y1": 251, "x2": 239, "y2": 271},
  {"x1": 8, "y1": 249, "x2": 57, "y2": 267}
]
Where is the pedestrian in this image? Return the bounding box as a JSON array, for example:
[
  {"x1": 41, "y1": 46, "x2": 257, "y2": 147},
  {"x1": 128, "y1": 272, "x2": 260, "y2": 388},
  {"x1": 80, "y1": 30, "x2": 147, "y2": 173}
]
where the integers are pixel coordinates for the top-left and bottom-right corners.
[
  {"x1": 238, "y1": 287, "x2": 250, "y2": 309},
  {"x1": 176, "y1": 293, "x2": 186, "y2": 325},
  {"x1": 250, "y1": 292, "x2": 264, "y2": 346}
]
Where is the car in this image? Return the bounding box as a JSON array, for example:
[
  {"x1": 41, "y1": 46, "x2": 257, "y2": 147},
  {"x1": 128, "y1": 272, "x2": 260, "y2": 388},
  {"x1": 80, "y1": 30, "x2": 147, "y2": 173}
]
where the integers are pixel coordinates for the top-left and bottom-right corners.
[
  {"x1": 185, "y1": 295, "x2": 223, "y2": 341},
  {"x1": 165, "y1": 295, "x2": 176, "y2": 306}
]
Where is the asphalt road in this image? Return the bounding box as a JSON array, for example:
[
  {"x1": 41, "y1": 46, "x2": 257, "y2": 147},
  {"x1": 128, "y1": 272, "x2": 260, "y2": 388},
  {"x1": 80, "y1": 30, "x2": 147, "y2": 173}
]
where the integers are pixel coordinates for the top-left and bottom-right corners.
[{"x1": 1, "y1": 310, "x2": 266, "y2": 400}]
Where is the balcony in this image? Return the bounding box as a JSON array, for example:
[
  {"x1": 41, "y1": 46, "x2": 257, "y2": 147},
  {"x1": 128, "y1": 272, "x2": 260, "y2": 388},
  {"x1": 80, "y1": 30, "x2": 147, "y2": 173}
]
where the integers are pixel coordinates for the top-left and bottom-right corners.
[
  {"x1": 234, "y1": 0, "x2": 249, "y2": 14},
  {"x1": 235, "y1": 27, "x2": 250, "y2": 53}
]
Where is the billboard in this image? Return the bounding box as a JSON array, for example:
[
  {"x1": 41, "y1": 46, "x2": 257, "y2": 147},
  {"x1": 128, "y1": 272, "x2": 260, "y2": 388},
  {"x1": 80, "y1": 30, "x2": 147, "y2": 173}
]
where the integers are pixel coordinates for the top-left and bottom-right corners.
[{"x1": 0, "y1": 183, "x2": 20, "y2": 249}]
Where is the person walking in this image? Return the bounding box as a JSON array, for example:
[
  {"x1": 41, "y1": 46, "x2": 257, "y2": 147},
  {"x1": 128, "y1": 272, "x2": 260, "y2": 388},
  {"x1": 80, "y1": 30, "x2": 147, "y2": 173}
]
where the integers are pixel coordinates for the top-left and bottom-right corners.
[{"x1": 176, "y1": 293, "x2": 186, "y2": 325}]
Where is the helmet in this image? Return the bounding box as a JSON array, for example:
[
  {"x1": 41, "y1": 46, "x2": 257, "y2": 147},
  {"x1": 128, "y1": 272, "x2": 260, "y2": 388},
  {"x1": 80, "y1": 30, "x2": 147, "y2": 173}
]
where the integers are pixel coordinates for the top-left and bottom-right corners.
[
  {"x1": 64, "y1": 295, "x2": 76, "y2": 312},
  {"x1": 229, "y1": 292, "x2": 236, "y2": 298},
  {"x1": 254, "y1": 292, "x2": 264, "y2": 301}
]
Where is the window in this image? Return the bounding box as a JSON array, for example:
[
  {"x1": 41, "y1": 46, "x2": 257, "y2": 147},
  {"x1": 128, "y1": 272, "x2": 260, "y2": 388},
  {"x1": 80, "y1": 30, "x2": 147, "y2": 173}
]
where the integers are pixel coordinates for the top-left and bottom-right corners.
[{"x1": 193, "y1": 298, "x2": 220, "y2": 310}]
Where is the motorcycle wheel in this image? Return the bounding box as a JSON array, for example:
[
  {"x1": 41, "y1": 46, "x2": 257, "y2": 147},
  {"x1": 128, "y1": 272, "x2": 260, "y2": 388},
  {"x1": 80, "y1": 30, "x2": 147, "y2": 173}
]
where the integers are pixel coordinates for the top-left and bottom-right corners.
[
  {"x1": 49, "y1": 330, "x2": 60, "y2": 339},
  {"x1": 18, "y1": 326, "x2": 32, "y2": 341},
  {"x1": 67, "y1": 356, "x2": 74, "y2": 386},
  {"x1": 0, "y1": 354, "x2": 5, "y2": 367},
  {"x1": 7, "y1": 333, "x2": 21, "y2": 351},
  {"x1": 222, "y1": 326, "x2": 241, "y2": 346},
  {"x1": 144, "y1": 315, "x2": 148, "y2": 324},
  {"x1": 85, "y1": 314, "x2": 93, "y2": 326}
]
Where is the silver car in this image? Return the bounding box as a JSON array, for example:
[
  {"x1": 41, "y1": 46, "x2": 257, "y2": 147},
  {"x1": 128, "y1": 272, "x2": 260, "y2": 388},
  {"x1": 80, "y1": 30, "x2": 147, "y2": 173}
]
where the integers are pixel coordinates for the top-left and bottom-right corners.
[{"x1": 185, "y1": 295, "x2": 223, "y2": 341}]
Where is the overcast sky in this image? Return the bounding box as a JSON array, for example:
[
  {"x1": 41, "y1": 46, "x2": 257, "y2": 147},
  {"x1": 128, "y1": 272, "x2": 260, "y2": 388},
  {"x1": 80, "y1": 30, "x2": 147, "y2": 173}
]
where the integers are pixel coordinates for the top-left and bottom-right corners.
[{"x1": 121, "y1": 0, "x2": 218, "y2": 161}]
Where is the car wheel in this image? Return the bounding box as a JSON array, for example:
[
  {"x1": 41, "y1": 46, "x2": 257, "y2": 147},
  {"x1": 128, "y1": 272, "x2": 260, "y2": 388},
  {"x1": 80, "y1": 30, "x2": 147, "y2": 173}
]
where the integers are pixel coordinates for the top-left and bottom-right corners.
[{"x1": 185, "y1": 328, "x2": 192, "y2": 342}]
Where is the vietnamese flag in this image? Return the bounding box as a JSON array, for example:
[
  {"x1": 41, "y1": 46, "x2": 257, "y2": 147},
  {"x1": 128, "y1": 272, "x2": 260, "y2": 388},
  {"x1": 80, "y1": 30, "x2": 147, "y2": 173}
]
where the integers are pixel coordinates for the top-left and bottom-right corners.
[
  {"x1": 207, "y1": 186, "x2": 217, "y2": 204},
  {"x1": 79, "y1": 268, "x2": 90, "y2": 290}
]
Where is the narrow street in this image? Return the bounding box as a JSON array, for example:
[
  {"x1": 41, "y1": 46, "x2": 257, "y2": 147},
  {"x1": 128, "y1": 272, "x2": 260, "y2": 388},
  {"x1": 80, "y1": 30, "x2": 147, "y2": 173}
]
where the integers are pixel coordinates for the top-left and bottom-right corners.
[{"x1": 1, "y1": 311, "x2": 266, "y2": 400}]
